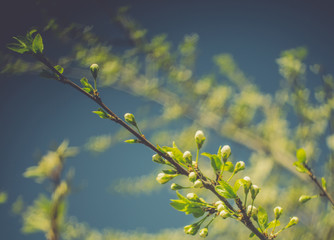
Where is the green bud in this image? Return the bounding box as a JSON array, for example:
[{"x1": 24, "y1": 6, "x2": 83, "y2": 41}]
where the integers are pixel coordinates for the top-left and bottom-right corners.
[
  {"x1": 124, "y1": 113, "x2": 137, "y2": 126},
  {"x1": 199, "y1": 228, "x2": 208, "y2": 238},
  {"x1": 184, "y1": 224, "x2": 200, "y2": 235},
  {"x1": 286, "y1": 217, "x2": 299, "y2": 228},
  {"x1": 220, "y1": 209, "x2": 231, "y2": 219},
  {"x1": 156, "y1": 173, "x2": 177, "y2": 184},
  {"x1": 90, "y1": 63, "x2": 99, "y2": 79},
  {"x1": 221, "y1": 145, "x2": 231, "y2": 162},
  {"x1": 234, "y1": 161, "x2": 245, "y2": 173},
  {"x1": 274, "y1": 206, "x2": 283, "y2": 220},
  {"x1": 187, "y1": 192, "x2": 199, "y2": 201},
  {"x1": 188, "y1": 172, "x2": 197, "y2": 182},
  {"x1": 171, "y1": 183, "x2": 183, "y2": 190},
  {"x1": 152, "y1": 154, "x2": 165, "y2": 164},
  {"x1": 193, "y1": 179, "x2": 203, "y2": 188},
  {"x1": 296, "y1": 148, "x2": 307, "y2": 163},
  {"x1": 298, "y1": 195, "x2": 312, "y2": 204},
  {"x1": 247, "y1": 205, "x2": 258, "y2": 220},
  {"x1": 217, "y1": 204, "x2": 225, "y2": 212},
  {"x1": 195, "y1": 130, "x2": 206, "y2": 149},
  {"x1": 250, "y1": 185, "x2": 260, "y2": 200},
  {"x1": 183, "y1": 151, "x2": 192, "y2": 164}
]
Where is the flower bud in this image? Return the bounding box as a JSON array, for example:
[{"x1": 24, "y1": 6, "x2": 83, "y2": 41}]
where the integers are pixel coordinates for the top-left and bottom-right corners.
[
  {"x1": 195, "y1": 130, "x2": 206, "y2": 149},
  {"x1": 183, "y1": 151, "x2": 192, "y2": 164},
  {"x1": 188, "y1": 172, "x2": 197, "y2": 182},
  {"x1": 298, "y1": 195, "x2": 312, "y2": 204},
  {"x1": 217, "y1": 204, "x2": 225, "y2": 212},
  {"x1": 152, "y1": 154, "x2": 165, "y2": 164},
  {"x1": 250, "y1": 185, "x2": 260, "y2": 200},
  {"x1": 156, "y1": 173, "x2": 177, "y2": 184},
  {"x1": 243, "y1": 176, "x2": 252, "y2": 193},
  {"x1": 286, "y1": 216, "x2": 299, "y2": 228},
  {"x1": 220, "y1": 210, "x2": 231, "y2": 219},
  {"x1": 215, "y1": 200, "x2": 223, "y2": 206},
  {"x1": 247, "y1": 205, "x2": 258, "y2": 220},
  {"x1": 187, "y1": 192, "x2": 199, "y2": 201},
  {"x1": 124, "y1": 113, "x2": 137, "y2": 126},
  {"x1": 274, "y1": 206, "x2": 283, "y2": 220},
  {"x1": 199, "y1": 228, "x2": 208, "y2": 238},
  {"x1": 193, "y1": 179, "x2": 203, "y2": 188},
  {"x1": 90, "y1": 63, "x2": 99, "y2": 79},
  {"x1": 221, "y1": 145, "x2": 231, "y2": 162},
  {"x1": 171, "y1": 183, "x2": 183, "y2": 190},
  {"x1": 234, "y1": 161, "x2": 245, "y2": 173},
  {"x1": 184, "y1": 224, "x2": 200, "y2": 235}
]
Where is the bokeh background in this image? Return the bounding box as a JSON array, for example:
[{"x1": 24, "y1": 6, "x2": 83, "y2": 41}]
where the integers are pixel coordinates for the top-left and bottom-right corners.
[{"x1": 1, "y1": 0, "x2": 334, "y2": 239}]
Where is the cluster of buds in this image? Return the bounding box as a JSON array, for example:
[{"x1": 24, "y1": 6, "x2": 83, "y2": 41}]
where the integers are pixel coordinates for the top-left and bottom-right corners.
[{"x1": 215, "y1": 201, "x2": 231, "y2": 219}]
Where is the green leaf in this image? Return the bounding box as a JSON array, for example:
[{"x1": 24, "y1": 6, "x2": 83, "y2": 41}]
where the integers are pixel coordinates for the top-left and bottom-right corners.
[
  {"x1": 296, "y1": 148, "x2": 307, "y2": 163},
  {"x1": 156, "y1": 144, "x2": 166, "y2": 154},
  {"x1": 293, "y1": 161, "x2": 308, "y2": 173},
  {"x1": 80, "y1": 77, "x2": 94, "y2": 93},
  {"x1": 7, "y1": 42, "x2": 29, "y2": 54},
  {"x1": 234, "y1": 178, "x2": 247, "y2": 193},
  {"x1": 170, "y1": 191, "x2": 205, "y2": 218},
  {"x1": 322, "y1": 177, "x2": 327, "y2": 191},
  {"x1": 54, "y1": 65, "x2": 64, "y2": 74},
  {"x1": 163, "y1": 143, "x2": 186, "y2": 165},
  {"x1": 32, "y1": 33, "x2": 44, "y2": 53},
  {"x1": 216, "y1": 180, "x2": 237, "y2": 199},
  {"x1": 124, "y1": 139, "x2": 140, "y2": 144},
  {"x1": 257, "y1": 206, "x2": 268, "y2": 229},
  {"x1": 217, "y1": 145, "x2": 222, "y2": 159},
  {"x1": 249, "y1": 232, "x2": 255, "y2": 238},
  {"x1": 223, "y1": 161, "x2": 234, "y2": 172},
  {"x1": 162, "y1": 169, "x2": 178, "y2": 174},
  {"x1": 202, "y1": 152, "x2": 222, "y2": 173},
  {"x1": 266, "y1": 219, "x2": 280, "y2": 229},
  {"x1": 92, "y1": 108, "x2": 109, "y2": 119}
]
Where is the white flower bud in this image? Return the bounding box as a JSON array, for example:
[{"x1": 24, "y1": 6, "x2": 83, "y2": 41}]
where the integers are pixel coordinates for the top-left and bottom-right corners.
[
  {"x1": 90, "y1": 63, "x2": 99, "y2": 79},
  {"x1": 250, "y1": 185, "x2": 260, "y2": 200},
  {"x1": 124, "y1": 113, "x2": 137, "y2": 126},
  {"x1": 247, "y1": 205, "x2": 258, "y2": 219},
  {"x1": 188, "y1": 172, "x2": 197, "y2": 182},
  {"x1": 274, "y1": 206, "x2": 283, "y2": 220},
  {"x1": 199, "y1": 228, "x2": 208, "y2": 238},
  {"x1": 221, "y1": 145, "x2": 231, "y2": 161},
  {"x1": 183, "y1": 151, "x2": 192, "y2": 164},
  {"x1": 193, "y1": 179, "x2": 203, "y2": 188},
  {"x1": 220, "y1": 210, "x2": 231, "y2": 219},
  {"x1": 195, "y1": 130, "x2": 206, "y2": 149},
  {"x1": 187, "y1": 192, "x2": 198, "y2": 201},
  {"x1": 217, "y1": 204, "x2": 225, "y2": 212},
  {"x1": 234, "y1": 161, "x2": 245, "y2": 173}
]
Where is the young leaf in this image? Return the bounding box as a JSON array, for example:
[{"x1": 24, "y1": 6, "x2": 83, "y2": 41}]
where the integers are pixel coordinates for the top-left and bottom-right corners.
[
  {"x1": 92, "y1": 108, "x2": 109, "y2": 119},
  {"x1": 257, "y1": 206, "x2": 268, "y2": 229},
  {"x1": 234, "y1": 178, "x2": 246, "y2": 193},
  {"x1": 156, "y1": 144, "x2": 167, "y2": 154},
  {"x1": 7, "y1": 42, "x2": 29, "y2": 54},
  {"x1": 32, "y1": 33, "x2": 44, "y2": 53},
  {"x1": 202, "y1": 152, "x2": 222, "y2": 173},
  {"x1": 54, "y1": 65, "x2": 64, "y2": 74},
  {"x1": 163, "y1": 143, "x2": 186, "y2": 165},
  {"x1": 293, "y1": 161, "x2": 308, "y2": 173},
  {"x1": 322, "y1": 177, "x2": 327, "y2": 191},
  {"x1": 266, "y1": 219, "x2": 280, "y2": 229},
  {"x1": 162, "y1": 169, "x2": 178, "y2": 174},
  {"x1": 124, "y1": 139, "x2": 140, "y2": 144},
  {"x1": 80, "y1": 77, "x2": 94, "y2": 93},
  {"x1": 215, "y1": 180, "x2": 237, "y2": 199},
  {"x1": 222, "y1": 161, "x2": 234, "y2": 172},
  {"x1": 296, "y1": 148, "x2": 307, "y2": 163}
]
